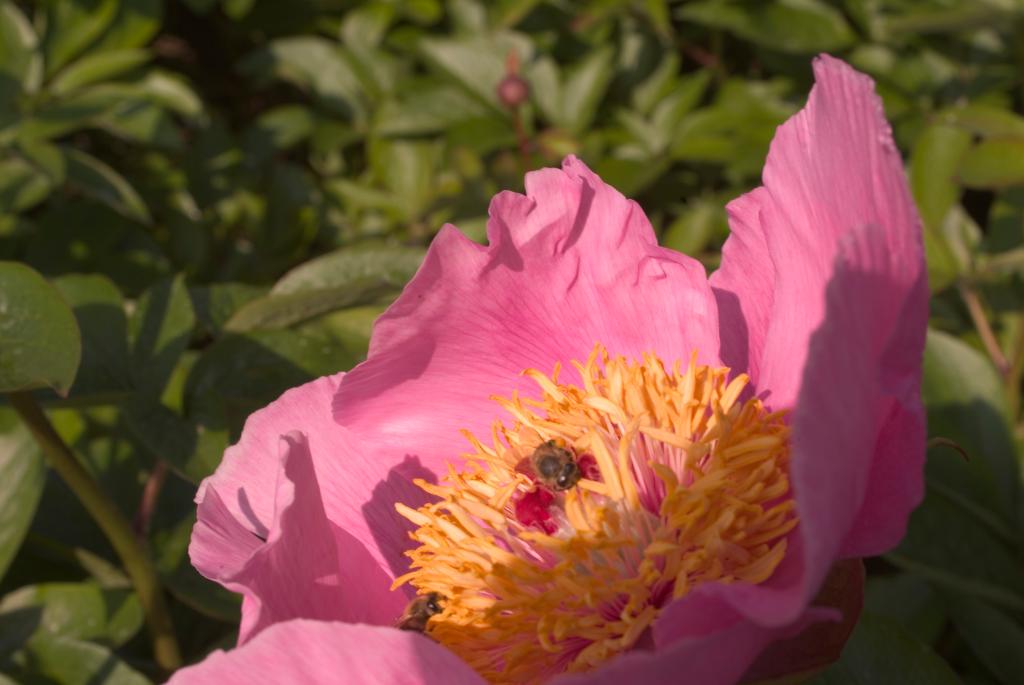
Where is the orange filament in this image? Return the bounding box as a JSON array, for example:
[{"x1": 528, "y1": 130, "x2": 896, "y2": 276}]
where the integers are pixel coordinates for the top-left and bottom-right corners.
[{"x1": 393, "y1": 345, "x2": 796, "y2": 683}]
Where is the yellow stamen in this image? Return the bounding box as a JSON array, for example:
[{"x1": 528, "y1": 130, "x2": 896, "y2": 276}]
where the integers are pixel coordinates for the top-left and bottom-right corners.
[{"x1": 394, "y1": 345, "x2": 795, "y2": 684}]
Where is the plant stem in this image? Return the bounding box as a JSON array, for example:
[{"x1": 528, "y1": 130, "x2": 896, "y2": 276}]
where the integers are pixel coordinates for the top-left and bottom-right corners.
[
  {"x1": 9, "y1": 392, "x2": 182, "y2": 672},
  {"x1": 959, "y1": 282, "x2": 1010, "y2": 377}
]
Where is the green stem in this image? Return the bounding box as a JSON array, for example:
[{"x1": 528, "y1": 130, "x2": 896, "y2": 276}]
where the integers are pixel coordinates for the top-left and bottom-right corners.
[
  {"x1": 959, "y1": 282, "x2": 1010, "y2": 377},
  {"x1": 9, "y1": 392, "x2": 182, "y2": 672}
]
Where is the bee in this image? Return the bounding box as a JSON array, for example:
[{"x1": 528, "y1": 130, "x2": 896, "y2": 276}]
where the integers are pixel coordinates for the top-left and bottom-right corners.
[
  {"x1": 397, "y1": 592, "x2": 444, "y2": 633},
  {"x1": 530, "y1": 440, "x2": 582, "y2": 491}
]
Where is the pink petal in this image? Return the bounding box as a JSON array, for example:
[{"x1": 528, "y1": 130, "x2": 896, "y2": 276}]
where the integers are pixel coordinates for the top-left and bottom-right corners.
[
  {"x1": 716, "y1": 54, "x2": 923, "y2": 409},
  {"x1": 556, "y1": 595, "x2": 831, "y2": 685},
  {"x1": 166, "y1": 620, "x2": 485, "y2": 685},
  {"x1": 333, "y1": 156, "x2": 719, "y2": 483},
  {"x1": 708, "y1": 55, "x2": 926, "y2": 623},
  {"x1": 193, "y1": 372, "x2": 431, "y2": 594},
  {"x1": 711, "y1": 187, "x2": 776, "y2": 383},
  {"x1": 191, "y1": 431, "x2": 404, "y2": 643}
]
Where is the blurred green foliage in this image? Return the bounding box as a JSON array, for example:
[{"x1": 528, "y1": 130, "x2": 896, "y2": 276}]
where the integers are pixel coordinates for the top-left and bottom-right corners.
[{"x1": 0, "y1": 0, "x2": 1023, "y2": 682}]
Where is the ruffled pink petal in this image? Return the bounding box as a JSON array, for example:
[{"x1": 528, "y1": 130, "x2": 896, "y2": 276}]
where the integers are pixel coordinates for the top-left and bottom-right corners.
[
  {"x1": 707, "y1": 55, "x2": 926, "y2": 624},
  {"x1": 191, "y1": 431, "x2": 404, "y2": 643},
  {"x1": 193, "y1": 372, "x2": 431, "y2": 593},
  {"x1": 333, "y1": 156, "x2": 719, "y2": 484},
  {"x1": 166, "y1": 620, "x2": 485, "y2": 685}
]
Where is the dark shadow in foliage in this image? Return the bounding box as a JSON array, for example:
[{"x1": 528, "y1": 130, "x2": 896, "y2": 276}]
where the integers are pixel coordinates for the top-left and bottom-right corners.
[
  {"x1": 184, "y1": 332, "x2": 330, "y2": 443},
  {"x1": 363, "y1": 455, "x2": 439, "y2": 590},
  {"x1": 0, "y1": 606, "x2": 42, "y2": 660},
  {"x1": 132, "y1": 276, "x2": 193, "y2": 397},
  {"x1": 56, "y1": 301, "x2": 134, "y2": 406}
]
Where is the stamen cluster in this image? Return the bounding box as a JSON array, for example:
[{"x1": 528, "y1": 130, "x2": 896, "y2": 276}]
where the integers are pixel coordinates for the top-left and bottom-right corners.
[{"x1": 394, "y1": 346, "x2": 796, "y2": 683}]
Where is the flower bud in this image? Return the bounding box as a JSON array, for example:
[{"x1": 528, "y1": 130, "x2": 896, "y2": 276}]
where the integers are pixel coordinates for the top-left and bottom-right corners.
[{"x1": 497, "y1": 73, "x2": 529, "y2": 109}]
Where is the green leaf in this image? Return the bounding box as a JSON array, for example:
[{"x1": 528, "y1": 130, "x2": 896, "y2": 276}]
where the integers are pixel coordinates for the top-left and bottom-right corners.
[
  {"x1": 62, "y1": 148, "x2": 151, "y2": 224},
  {"x1": 959, "y1": 139, "x2": 1024, "y2": 189},
  {"x1": 224, "y1": 284, "x2": 390, "y2": 332},
  {"x1": 810, "y1": 614, "x2": 959, "y2": 684},
  {"x1": 888, "y1": 485, "x2": 1024, "y2": 611},
  {"x1": 4, "y1": 635, "x2": 151, "y2": 684},
  {"x1": 0, "y1": 412, "x2": 45, "y2": 580},
  {"x1": 238, "y1": 37, "x2": 365, "y2": 120},
  {"x1": 909, "y1": 124, "x2": 971, "y2": 291},
  {"x1": 273, "y1": 244, "x2": 425, "y2": 295},
  {"x1": 186, "y1": 308, "x2": 377, "y2": 442},
  {"x1": 41, "y1": 0, "x2": 120, "y2": 76},
  {"x1": 374, "y1": 84, "x2": 489, "y2": 137},
  {"x1": 0, "y1": 1, "x2": 41, "y2": 88},
  {"x1": 48, "y1": 49, "x2": 151, "y2": 96},
  {"x1": 0, "y1": 262, "x2": 81, "y2": 395},
  {"x1": 51, "y1": 274, "x2": 133, "y2": 402},
  {"x1": 922, "y1": 329, "x2": 1018, "y2": 519},
  {"x1": 419, "y1": 32, "x2": 533, "y2": 109},
  {"x1": 947, "y1": 597, "x2": 1024, "y2": 685},
  {"x1": 130, "y1": 275, "x2": 196, "y2": 397},
  {"x1": 560, "y1": 46, "x2": 615, "y2": 134},
  {"x1": 92, "y1": 0, "x2": 161, "y2": 51},
  {"x1": 0, "y1": 582, "x2": 142, "y2": 647},
  {"x1": 0, "y1": 156, "x2": 55, "y2": 212},
  {"x1": 661, "y1": 197, "x2": 729, "y2": 256},
  {"x1": 679, "y1": 0, "x2": 855, "y2": 54},
  {"x1": 943, "y1": 104, "x2": 1024, "y2": 139},
  {"x1": 121, "y1": 400, "x2": 210, "y2": 483},
  {"x1": 189, "y1": 283, "x2": 267, "y2": 337},
  {"x1": 864, "y1": 574, "x2": 946, "y2": 645}
]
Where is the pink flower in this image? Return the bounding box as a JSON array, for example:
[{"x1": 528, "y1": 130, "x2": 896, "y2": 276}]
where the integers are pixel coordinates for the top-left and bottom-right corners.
[{"x1": 171, "y1": 55, "x2": 926, "y2": 684}]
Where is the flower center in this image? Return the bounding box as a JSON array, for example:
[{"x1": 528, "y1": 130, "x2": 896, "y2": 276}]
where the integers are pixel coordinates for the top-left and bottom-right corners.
[{"x1": 393, "y1": 345, "x2": 796, "y2": 683}]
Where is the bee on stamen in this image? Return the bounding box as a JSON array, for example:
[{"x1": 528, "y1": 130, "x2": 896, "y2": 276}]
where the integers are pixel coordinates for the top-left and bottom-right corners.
[
  {"x1": 396, "y1": 592, "x2": 444, "y2": 633},
  {"x1": 530, "y1": 440, "x2": 582, "y2": 491}
]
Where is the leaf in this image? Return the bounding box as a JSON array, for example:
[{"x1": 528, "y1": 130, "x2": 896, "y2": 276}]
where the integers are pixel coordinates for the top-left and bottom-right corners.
[
  {"x1": 121, "y1": 400, "x2": 210, "y2": 483},
  {"x1": 679, "y1": 0, "x2": 855, "y2": 54},
  {"x1": 186, "y1": 308, "x2": 377, "y2": 441},
  {"x1": 909, "y1": 124, "x2": 971, "y2": 291},
  {"x1": 224, "y1": 283, "x2": 391, "y2": 332},
  {"x1": 0, "y1": 1, "x2": 41, "y2": 88},
  {"x1": 41, "y1": 0, "x2": 120, "y2": 76},
  {"x1": 959, "y1": 139, "x2": 1024, "y2": 189},
  {"x1": 189, "y1": 283, "x2": 267, "y2": 337},
  {"x1": 93, "y1": 0, "x2": 161, "y2": 51},
  {"x1": 48, "y1": 49, "x2": 151, "y2": 96},
  {"x1": 419, "y1": 32, "x2": 534, "y2": 109},
  {"x1": 0, "y1": 156, "x2": 55, "y2": 212},
  {"x1": 922, "y1": 329, "x2": 1018, "y2": 518},
  {"x1": 888, "y1": 487, "x2": 1024, "y2": 611},
  {"x1": 62, "y1": 148, "x2": 151, "y2": 224},
  {"x1": 0, "y1": 262, "x2": 81, "y2": 395},
  {"x1": 947, "y1": 597, "x2": 1024, "y2": 685},
  {"x1": 0, "y1": 582, "x2": 142, "y2": 647},
  {"x1": 863, "y1": 574, "x2": 946, "y2": 646},
  {"x1": 374, "y1": 84, "x2": 489, "y2": 137},
  {"x1": 4, "y1": 635, "x2": 151, "y2": 685},
  {"x1": 129, "y1": 275, "x2": 196, "y2": 397},
  {"x1": 238, "y1": 37, "x2": 365, "y2": 120},
  {"x1": 809, "y1": 614, "x2": 959, "y2": 684},
  {"x1": 273, "y1": 244, "x2": 425, "y2": 295},
  {"x1": 943, "y1": 104, "x2": 1024, "y2": 139},
  {"x1": 0, "y1": 412, "x2": 45, "y2": 580},
  {"x1": 52, "y1": 274, "x2": 133, "y2": 402},
  {"x1": 561, "y1": 46, "x2": 615, "y2": 134}
]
